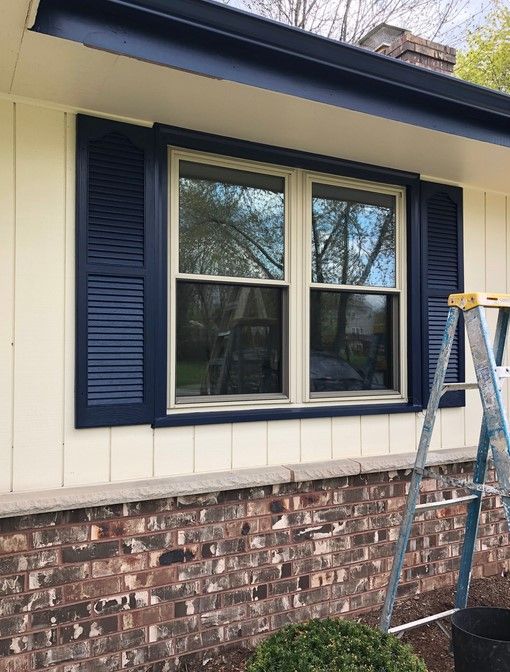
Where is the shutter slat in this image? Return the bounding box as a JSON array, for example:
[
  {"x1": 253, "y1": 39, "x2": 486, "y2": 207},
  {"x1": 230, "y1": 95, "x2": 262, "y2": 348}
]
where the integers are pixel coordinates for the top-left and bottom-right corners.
[
  {"x1": 421, "y1": 182, "x2": 464, "y2": 408},
  {"x1": 76, "y1": 115, "x2": 154, "y2": 428}
]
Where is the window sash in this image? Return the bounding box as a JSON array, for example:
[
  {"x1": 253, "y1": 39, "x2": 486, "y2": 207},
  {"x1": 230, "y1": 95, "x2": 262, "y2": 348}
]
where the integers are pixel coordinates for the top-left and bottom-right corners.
[
  {"x1": 168, "y1": 149, "x2": 294, "y2": 409},
  {"x1": 172, "y1": 149, "x2": 293, "y2": 286},
  {"x1": 308, "y1": 290, "x2": 401, "y2": 398},
  {"x1": 174, "y1": 280, "x2": 289, "y2": 404},
  {"x1": 303, "y1": 172, "x2": 406, "y2": 404},
  {"x1": 168, "y1": 149, "x2": 407, "y2": 411}
]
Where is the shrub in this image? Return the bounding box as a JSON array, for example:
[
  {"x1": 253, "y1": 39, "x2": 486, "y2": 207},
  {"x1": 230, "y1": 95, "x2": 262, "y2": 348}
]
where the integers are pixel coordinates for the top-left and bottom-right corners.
[{"x1": 246, "y1": 618, "x2": 427, "y2": 672}]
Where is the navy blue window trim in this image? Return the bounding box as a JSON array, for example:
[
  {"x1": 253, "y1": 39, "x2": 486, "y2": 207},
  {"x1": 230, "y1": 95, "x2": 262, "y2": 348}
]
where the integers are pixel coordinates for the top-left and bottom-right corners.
[
  {"x1": 76, "y1": 118, "x2": 464, "y2": 428},
  {"x1": 153, "y1": 135, "x2": 169, "y2": 424},
  {"x1": 75, "y1": 115, "x2": 156, "y2": 428},
  {"x1": 420, "y1": 181, "x2": 465, "y2": 409},
  {"x1": 152, "y1": 404, "x2": 424, "y2": 428},
  {"x1": 151, "y1": 124, "x2": 425, "y2": 429}
]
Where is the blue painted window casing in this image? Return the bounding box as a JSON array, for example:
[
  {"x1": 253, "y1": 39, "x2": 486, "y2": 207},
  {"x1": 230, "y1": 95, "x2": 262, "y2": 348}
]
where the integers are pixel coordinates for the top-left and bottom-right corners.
[{"x1": 75, "y1": 116, "x2": 464, "y2": 428}]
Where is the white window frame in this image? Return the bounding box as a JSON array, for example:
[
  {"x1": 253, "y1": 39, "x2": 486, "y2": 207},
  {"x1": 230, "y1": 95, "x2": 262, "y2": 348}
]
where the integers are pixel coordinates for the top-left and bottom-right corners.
[{"x1": 167, "y1": 148, "x2": 407, "y2": 414}]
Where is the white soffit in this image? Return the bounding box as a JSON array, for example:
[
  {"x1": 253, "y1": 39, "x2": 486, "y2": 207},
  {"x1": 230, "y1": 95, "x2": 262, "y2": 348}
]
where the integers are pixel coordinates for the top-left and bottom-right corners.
[
  {"x1": 0, "y1": 1, "x2": 32, "y2": 92},
  {"x1": 9, "y1": 30, "x2": 510, "y2": 193}
]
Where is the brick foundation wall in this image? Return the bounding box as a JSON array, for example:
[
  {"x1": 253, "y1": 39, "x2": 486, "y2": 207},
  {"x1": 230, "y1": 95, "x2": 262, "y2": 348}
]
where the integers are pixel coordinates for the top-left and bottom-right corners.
[{"x1": 0, "y1": 460, "x2": 508, "y2": 671}]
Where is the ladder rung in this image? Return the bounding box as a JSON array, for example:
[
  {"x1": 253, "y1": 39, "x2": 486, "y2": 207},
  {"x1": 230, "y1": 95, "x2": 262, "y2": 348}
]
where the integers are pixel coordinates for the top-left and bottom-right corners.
[
  {"x1": 415, "y1": 494, "x2": 478, "y2": 512},
  {"x1": 441, "y1": 382, "x2": 478, "y2": 395},
  {"x1": 424, "y1": 468, "x2": 510, "y2": 498},
  {"x1": 388, "y1": 608, "x2": 458, "y2": 635}
]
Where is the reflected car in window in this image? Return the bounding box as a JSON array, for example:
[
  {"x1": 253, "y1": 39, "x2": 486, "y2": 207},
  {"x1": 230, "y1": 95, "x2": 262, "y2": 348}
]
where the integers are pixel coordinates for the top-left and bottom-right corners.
[{"x1": 310, "y1": 351, "x2": 365, "y2": 393}]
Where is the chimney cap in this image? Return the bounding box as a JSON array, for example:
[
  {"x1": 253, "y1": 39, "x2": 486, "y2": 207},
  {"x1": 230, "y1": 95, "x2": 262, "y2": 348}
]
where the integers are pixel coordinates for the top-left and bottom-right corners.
[{"x1": 358, "y1": 23, "x2": 407, "y2": 51}]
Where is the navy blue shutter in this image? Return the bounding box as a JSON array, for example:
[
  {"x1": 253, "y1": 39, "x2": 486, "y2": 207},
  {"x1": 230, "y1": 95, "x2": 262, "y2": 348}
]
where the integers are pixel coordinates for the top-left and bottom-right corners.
[
  {"x1": 421, "y1": 181, "x2": 464, "y2": 408},
  {"x1": 76, "y1": 115, "x2": 155, "y2": 428}
]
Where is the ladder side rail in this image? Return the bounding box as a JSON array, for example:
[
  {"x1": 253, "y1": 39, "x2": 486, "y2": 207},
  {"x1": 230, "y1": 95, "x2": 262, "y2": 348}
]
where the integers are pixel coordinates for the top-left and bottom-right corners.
[
  {"x1": 380, "y1": 306, "x2": 460, "y2": 632},
  {"x1": 465, "y1": 307, "x2": 510, "y2": 524},
  {"x1": 455, "y1": 308, "x2": 510, "y2": 609}
]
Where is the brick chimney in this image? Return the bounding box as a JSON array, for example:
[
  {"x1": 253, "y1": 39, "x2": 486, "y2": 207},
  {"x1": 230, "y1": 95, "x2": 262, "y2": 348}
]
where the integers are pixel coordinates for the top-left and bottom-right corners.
[{"x1": 358, "y1": 23, "x2": 456, "y2": 74}]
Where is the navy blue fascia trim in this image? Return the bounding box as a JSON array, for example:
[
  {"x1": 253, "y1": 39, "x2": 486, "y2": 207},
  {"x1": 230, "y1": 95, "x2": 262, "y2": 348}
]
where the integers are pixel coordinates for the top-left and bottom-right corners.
[
  {"x1": 34, "y1": 0, "x2": 510, "y2": 148},
  {"x1": 151, "y1": 124, "x2": 424, "y2": 428}
]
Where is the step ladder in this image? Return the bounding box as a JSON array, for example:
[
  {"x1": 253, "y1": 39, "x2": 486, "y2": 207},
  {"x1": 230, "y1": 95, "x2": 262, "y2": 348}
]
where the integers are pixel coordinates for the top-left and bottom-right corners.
[{"x1": 380, "y1": 292, "x2": 510, "y2": 635}]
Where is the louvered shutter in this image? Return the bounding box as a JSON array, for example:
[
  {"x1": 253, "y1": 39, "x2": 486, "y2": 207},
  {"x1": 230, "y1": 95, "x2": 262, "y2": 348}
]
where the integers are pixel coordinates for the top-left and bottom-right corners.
[
  {"x1": 76, "y1": 115, "x2": 154, "y2": 427},
  {"x1": 421, "y1": 181, "x2": 464, "y2": 408}
]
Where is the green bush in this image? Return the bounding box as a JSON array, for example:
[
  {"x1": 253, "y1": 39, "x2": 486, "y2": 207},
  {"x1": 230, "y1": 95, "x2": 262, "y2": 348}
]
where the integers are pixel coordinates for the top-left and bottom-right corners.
[{"x1": 246, "y1": 618, "x2": 427, "y2": 672}]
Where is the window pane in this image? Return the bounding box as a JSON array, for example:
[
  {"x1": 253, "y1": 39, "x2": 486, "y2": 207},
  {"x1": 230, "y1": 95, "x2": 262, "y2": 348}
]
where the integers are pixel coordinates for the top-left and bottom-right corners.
[
  {"x1": 310, "y1": 290, "x2": 396, "y2": 394},
  {"x1": 312, "y1": 183, "x2": 396, "y2": 287},
  {"x1": 179, "y1": 161, "x2": 285, "y2": 280},
  {"x1": 176, "y1": 281, "x2": 284, "y2": 398}
]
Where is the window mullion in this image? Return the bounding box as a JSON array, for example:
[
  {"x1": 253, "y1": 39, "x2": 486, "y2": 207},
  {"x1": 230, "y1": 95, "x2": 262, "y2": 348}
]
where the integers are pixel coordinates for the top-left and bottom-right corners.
[
  {"x1": 302, "y1": 172, "x2": 313, "y2": 403},
  {"x1": 288, "y1": 169, "x2": 301, "y2": 405}
]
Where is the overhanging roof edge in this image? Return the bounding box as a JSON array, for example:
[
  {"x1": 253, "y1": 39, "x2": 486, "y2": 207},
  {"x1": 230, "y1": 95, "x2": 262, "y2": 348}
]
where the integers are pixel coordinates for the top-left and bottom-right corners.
[{"x1": 32, "y1": 0, "x2": 510, "y2": 148}]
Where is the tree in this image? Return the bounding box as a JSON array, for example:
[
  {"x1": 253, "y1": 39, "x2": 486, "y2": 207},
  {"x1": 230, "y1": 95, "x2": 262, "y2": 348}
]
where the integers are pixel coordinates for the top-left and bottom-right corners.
[
  {"x1": 232, "y1": 0, "x2": 473, "y2": 46},
  {"x1": 455, "y1": 1, "x2": 510, "y2": 94}
]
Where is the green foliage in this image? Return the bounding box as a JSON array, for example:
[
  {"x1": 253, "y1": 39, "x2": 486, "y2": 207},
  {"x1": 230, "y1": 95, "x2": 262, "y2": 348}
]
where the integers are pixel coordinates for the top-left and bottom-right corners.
[
  {"x1": 455, "y1": 1, "x2": 510, "y2": 94},
  {"x1": 246, "y1": 618, "x2": 427, "y2": 672}
]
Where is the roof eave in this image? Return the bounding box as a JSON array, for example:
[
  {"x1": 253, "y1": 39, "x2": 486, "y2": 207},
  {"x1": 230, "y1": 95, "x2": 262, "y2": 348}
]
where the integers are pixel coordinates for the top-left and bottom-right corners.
[{"x1": 32, "y1": 0, "x2": 510, "y2": 148}]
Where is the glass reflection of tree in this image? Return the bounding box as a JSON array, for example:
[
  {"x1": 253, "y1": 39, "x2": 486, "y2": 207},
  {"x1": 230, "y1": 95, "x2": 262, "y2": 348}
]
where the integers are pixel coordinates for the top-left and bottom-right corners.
[
  {"x1": 178, "y1": 170, "x2": 284, "y2": 397},
  {"x1": 311, "y1": 197, "x2": 395, "y2": 371},
  {"x1": 179, "y1": 177, "x2": 285, "y2": 280},
  {"x1": 312, "y1": 198, "x2": 395, "y2": 286}
]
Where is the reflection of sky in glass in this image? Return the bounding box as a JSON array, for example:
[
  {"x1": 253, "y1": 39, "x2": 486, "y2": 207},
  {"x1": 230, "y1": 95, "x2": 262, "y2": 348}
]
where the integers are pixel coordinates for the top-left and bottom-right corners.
[
  {"x1": 179, "y1": 162, "x2": 285, "y2": 280},
  {"x1": 312, "y1": 184, "x2": 396, "y2": 288}
]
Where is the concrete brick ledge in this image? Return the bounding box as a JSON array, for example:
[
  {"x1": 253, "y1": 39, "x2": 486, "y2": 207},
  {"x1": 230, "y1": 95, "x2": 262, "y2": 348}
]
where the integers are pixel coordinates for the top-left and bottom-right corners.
[
  {"x1": 0, "y1": 447, "x2": 478, "y2": 519},
  {"x1": 286, "y1": 446, "x2": 477, "y2": 481}
]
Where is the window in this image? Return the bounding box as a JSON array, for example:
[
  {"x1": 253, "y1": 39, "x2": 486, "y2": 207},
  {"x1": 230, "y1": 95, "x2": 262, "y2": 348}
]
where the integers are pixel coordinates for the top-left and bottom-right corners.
[
  {"x1": 306, "y1": 176, "x2": 405, "y2": 401},
  {"x1": 169, "y1": 153, "x2": 291, "y2": 407},
  {"x1": 168, "y1": 150, "x2": 406, "y2": 411}
]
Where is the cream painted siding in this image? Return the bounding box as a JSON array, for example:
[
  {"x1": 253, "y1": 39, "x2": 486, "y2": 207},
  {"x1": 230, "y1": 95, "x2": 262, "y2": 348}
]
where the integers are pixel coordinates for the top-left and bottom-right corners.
[{"x1": 1, "y1": 99, "x2": 509, "y2": 494}]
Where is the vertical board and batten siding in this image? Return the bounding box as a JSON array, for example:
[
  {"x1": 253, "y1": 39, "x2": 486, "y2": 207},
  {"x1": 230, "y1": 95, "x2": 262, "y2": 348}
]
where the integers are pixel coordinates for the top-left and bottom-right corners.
[
  {"x1": 12, "y1": 104, "x2": 66, "y2": 491},
  {"x1": 0, "y1": 99, "x2": 509, "y2": 494},
  {"x1": 0, "y1": 101, "x2": 14, "y2": 493}
]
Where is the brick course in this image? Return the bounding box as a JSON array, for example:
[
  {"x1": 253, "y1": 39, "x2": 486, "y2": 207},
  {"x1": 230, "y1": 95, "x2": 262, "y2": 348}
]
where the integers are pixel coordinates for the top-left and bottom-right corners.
[{"x1": 0, "y1": 461, "x2": 508, "y2": 670}]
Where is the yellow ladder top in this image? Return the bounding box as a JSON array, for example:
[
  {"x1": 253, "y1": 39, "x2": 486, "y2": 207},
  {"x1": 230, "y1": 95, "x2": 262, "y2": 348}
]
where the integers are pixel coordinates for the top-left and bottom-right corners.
[{"x1": 448, "y1": 292, "x2": 510, "y2": 311}]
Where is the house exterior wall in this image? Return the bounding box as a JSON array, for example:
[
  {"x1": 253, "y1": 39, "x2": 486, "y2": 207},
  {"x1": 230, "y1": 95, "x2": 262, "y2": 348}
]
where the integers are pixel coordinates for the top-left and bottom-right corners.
[{"x1": 1, "y1": 98, "x2": 509, "y2": 496}]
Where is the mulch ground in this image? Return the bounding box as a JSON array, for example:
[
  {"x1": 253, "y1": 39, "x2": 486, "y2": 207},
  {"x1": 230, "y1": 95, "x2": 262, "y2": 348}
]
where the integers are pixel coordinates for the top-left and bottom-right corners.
[{"x1": 205, "y1": 575, "x2": 510, "y2": 672}]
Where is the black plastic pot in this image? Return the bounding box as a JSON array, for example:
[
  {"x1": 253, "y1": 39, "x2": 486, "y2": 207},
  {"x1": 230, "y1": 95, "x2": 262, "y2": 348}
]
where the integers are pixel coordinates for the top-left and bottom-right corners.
[{"x1": 452, "y1": 607, "x2": 510, "y2": 672}]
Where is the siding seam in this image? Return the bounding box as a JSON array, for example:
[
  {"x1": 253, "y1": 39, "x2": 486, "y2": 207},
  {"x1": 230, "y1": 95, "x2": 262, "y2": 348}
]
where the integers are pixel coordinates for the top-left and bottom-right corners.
[
  {"x1": 61, "y1": 112, "x2": 68, "y2": 487},
  {"x1": 9, "y1": 102, "x2": 17, "y2": 493}
]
